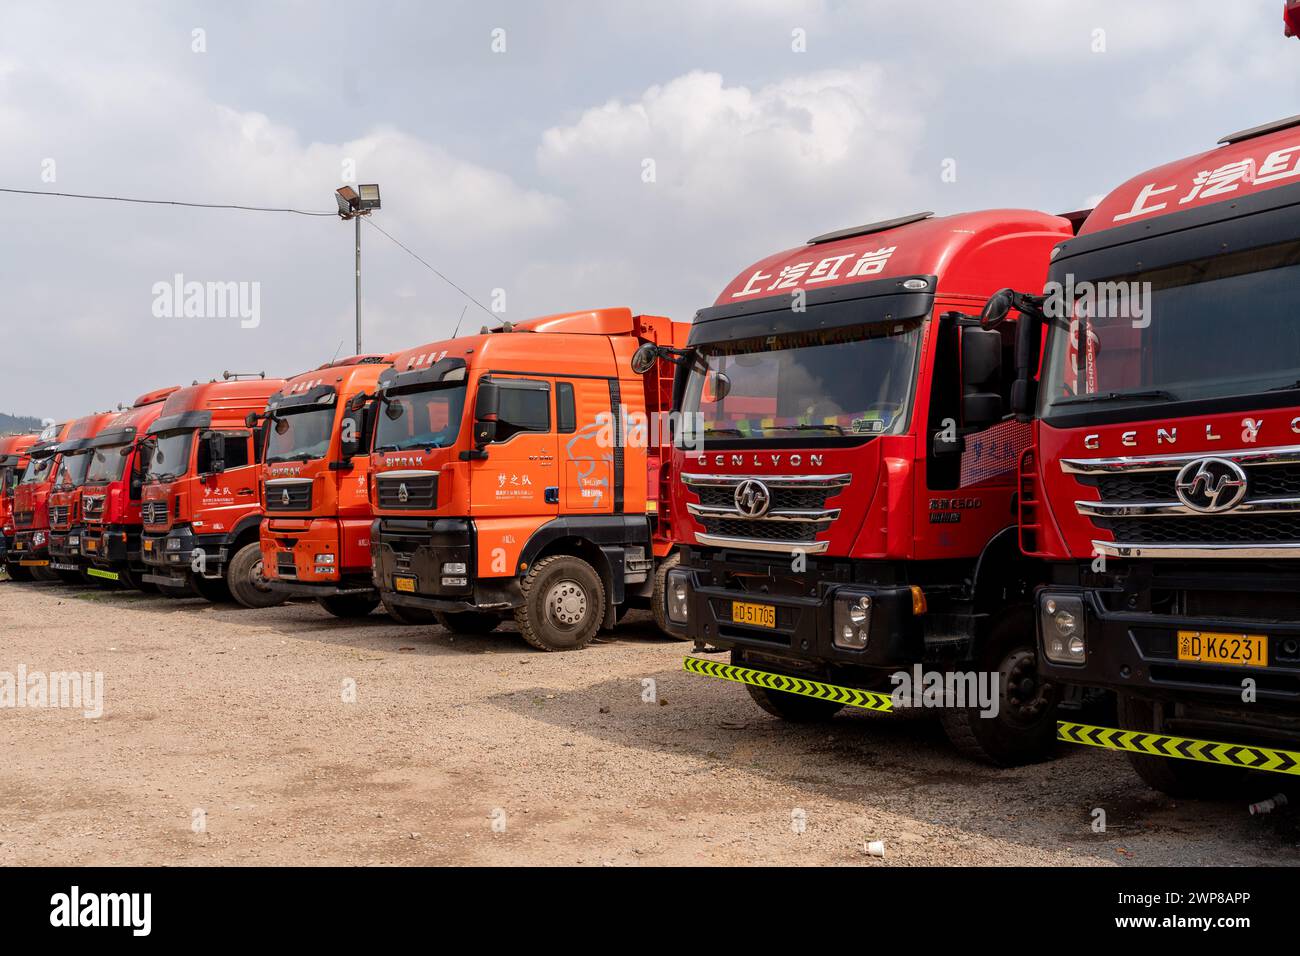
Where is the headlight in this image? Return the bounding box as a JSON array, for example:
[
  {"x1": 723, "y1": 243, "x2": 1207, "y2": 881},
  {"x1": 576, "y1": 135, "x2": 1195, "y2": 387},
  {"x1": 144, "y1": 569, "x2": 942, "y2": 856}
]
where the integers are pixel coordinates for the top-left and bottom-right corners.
[
  {"x1": 441, "y1": 576, "x2": 468, "y2": 588},
  {"x1": 665, "y1": 569, "x2": 691, "y2": 625},
  {"x1": 314, "y1": 553, "x2": 335, "y2": 565},
  {"x1": 833, "y1": 592, "x2": 872, "y2": 649},
  {"x1": 315, "y1": 566, "x2": 338, "y2": 576},
  {"x1": 32, "y1": 531, "x2": 45, "y2": 546},
  {"x1": 442, "y1": 562, "x2": 467, "y2": 575},
  {"x1": 1041, "y1": 593, "x2": 1087, "y2": 665}
]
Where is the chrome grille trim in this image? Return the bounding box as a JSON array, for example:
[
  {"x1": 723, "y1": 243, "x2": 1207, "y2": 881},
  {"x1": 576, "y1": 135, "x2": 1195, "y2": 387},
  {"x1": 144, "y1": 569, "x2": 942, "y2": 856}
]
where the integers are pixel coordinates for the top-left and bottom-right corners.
[
  {"x1": 695, "y1": 533, "x2": 831, "y2": 554},
  {"x1": 682, "y1": 472, "x2": 851, "y2": 488},
  {"x1": 1077, "y1": 497, "x2": 1300, "y2": 518},
  {"x1": 687, "y1": 502, "x2": 841, "y2": 522},
  {"x1": 1061, "y1": 443, "x2": 1300, "y2": 475},
  {"x1": 1093, "y1": 540, "x2": 1300, "y2": 560}
]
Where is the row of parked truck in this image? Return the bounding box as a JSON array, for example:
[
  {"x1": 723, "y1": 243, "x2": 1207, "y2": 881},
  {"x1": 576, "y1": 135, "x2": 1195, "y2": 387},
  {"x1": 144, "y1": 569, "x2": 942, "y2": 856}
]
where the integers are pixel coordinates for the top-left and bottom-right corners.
[{"x1": 5, "y1": 113, "x2": 1300, "y2": 798}]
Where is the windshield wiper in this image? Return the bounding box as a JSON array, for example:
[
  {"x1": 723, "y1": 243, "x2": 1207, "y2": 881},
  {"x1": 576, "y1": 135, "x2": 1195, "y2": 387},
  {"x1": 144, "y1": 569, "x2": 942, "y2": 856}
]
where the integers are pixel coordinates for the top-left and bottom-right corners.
[
  {"x1": 267, "y1": 453, "x2": 317, "y2": 463},
  {"x1": 768, "y1": 423, "x2": 847, "y2": 435},
  {"x1": 1264, "y1": 380, "x2": 1300, "y2": 393},
  {"x1": 702, "y1": 428, "x2": 746, "y2": 437},
  {"x1": 1053, "y1": 388, "x2": 1176, "y2": 407}
]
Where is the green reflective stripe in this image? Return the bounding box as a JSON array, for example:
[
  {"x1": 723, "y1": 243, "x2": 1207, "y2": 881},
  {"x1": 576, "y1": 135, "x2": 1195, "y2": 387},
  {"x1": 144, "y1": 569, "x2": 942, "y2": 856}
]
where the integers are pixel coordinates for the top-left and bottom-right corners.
[
  {"x1": 86, "y1": 568, "x2": 119, "y2": 581},
  {"x1": 683, "y1": 656, "x2": 893, "y2": 712},
  {"x1": 1057, "y1": 721, "x2": 1300, "y2": 775}
]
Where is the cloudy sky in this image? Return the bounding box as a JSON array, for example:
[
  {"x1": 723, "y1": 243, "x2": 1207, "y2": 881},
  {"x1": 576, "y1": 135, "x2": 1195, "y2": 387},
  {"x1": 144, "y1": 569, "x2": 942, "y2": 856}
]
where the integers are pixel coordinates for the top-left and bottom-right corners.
[{"x1": 2, "y1": 0, "x2": 1297, "y2": 420}]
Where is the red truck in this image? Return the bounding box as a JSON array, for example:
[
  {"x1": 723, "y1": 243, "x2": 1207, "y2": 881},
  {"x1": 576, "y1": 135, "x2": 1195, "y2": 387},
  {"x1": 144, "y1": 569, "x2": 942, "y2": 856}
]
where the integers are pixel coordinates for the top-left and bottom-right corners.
[
  {"x1": 77, "y1": 387, "x2": 180, "y2": 589},
  {"x1": 139, "y1": 376, "x2": 286, "y2": 605},
  {"x1": 47, "y1": 411, "x2": 120, "y2": 583},
  {"x1": 0, "y1": 432, "x2": 38, "y2": 577},
  {"x1": 368, "y1": 308, "x2": 687, "y2": 648},
  {"x1": 256, "y1": 355, "x2": 395, "y2": 617},
  {"x1": 11, "y1": 420, "x2": 75, "y2": 580},
  {"x1": 664, "y1": 210, "x2": 1078, "y2": 764},
  {"x1": 995, "y1": 114, "x2": 1300, "y2": 793}
]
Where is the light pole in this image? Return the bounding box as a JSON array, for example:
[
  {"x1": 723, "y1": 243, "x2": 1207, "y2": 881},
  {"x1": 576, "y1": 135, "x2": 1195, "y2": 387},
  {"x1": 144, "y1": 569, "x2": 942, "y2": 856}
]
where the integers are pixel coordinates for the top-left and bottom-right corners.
[{"x1": 335, "y1": 184, "x2": 381, "y2": 355}]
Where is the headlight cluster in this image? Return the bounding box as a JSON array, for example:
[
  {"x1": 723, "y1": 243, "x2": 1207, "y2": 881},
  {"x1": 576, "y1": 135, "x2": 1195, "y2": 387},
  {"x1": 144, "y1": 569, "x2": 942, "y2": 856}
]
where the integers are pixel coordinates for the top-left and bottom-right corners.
[
  {"x1": 166, "y1": 537, "x2": 182, "y2": 551},
  {"x1": 441, "y1": 562, "x2": 468, "y2": 588},
  {"x1": 1041, "y1": 593, "x2": 1086, "y2": 664},
  {"x1": 32, "y1": 531, "x2": 46, "y2": 546},
  {"x1": 833, "y1": 592, "x2": 872, "y2": 649},
  {"x1": 665, "y1": 569, "x2": 691, "y2": 625}
]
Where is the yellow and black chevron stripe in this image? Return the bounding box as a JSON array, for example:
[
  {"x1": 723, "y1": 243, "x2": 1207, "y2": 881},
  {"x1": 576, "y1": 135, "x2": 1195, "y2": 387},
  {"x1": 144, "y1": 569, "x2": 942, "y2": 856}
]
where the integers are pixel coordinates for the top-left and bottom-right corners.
[
  {"x1": 683, "y1": 656, "x2": 894, "y2": 712},
  {"x1": 1058, "y1": 721, "x2": 1300, "y2": 776}
]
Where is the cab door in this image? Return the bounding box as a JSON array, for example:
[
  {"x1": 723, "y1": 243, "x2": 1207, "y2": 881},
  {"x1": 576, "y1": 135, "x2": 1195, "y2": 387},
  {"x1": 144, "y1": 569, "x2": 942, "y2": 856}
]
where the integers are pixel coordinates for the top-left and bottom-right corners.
[
  {"x1": 467, "y1": 376, "x2": 559, "y2": 520},
  {"x1": 196, "y1": 429, "x2": 259, "y2": 536},
  {"x1": 558, "y1": 377, "x2": 615, "y2": 515}
]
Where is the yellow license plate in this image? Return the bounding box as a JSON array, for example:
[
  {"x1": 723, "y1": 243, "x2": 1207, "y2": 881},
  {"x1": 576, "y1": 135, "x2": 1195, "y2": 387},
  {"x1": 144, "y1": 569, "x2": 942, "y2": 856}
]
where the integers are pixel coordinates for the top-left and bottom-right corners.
[
  {"x1": 732, "y1": 600, "x2": 775, "y2": 628},
  {"x1": 394, "y1": 576, "x2": 416, "y2": 593},
  {"x1": 1177, "y1": 630, "x2": 1268, "y2": 668},
  {"x1": 13, "y1": 541, "x2": 23, "y2": 550},
  {"x1": 143, "y1": 539, "x2": 154, "y2": 552}
]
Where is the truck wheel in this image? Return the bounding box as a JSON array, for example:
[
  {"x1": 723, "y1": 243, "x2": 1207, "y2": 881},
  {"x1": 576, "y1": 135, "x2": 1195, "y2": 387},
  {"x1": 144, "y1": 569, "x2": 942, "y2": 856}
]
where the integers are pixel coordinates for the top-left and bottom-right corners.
[
  {"x1": 226, "y1": 543, "x2": 287, "y2": 609},
  {"x1": 32, "y1": 565, "x2": 60, "y2": 582},
  {"x1": 380, "y1": 595, "x2": 436, "y2": 625},
  {"x1": 736, "y1": 652, "x2": 845, "y2": 722},
  {"x1": 1116, "y1": 694, "x2": 1245, "y2": 798},
  {"x1": 317, "y1": 594, "x2": 380, "y2": 618},
  {"x1": 651, "y1": 551, "x2": 688, "y2": 640},
  {"x1": 435, "y1": 610, "x2": 500, "y2": 634},
  {"x1": 940, "y1": 607, "x2": 1060, "y2": 766},
  {"x1": 56, "y1": 569, "x2": 83, "y2": 585},
  {"x1": 157, "y1": 582, "x2": 195, "y2": 599},
  {"x1": 5, "y1": 563, "x2": 33, "y2": 582},
  {"x1": 193, "y1": 573, "x2": 233, "y2": 603},
  {"x1": 514, "y1": 554, "x2": 605, "y2": 651}
]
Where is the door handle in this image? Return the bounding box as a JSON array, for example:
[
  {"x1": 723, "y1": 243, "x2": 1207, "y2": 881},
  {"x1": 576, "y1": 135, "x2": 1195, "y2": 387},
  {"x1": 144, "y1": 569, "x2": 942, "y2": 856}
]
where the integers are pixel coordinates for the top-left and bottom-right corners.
[{"x1": 238, "y1": 488, "x2": 254, "y2": 496}]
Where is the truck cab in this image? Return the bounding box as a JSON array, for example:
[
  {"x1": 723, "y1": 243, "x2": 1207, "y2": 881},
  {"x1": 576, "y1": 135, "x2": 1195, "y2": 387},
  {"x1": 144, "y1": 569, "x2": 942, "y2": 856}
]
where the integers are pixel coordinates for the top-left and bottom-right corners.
[
  {"x1": 0, "y1": 433, "x2": 38, "y2": 576},
  {"x1": 369, "y1": 307, "x2": 687, "y2": 649},
  {"x1": 46, "y1": 411, "x2": 120, "y2": 583},
  {"x1": 11, "y1": 420, "x2": 74, "y2": 578},
  {"x1": 1005, "y1": 115, "x2": 1300, "y2": 794},
  {"x1": 78, "y1": 387, "x2": 180, "y2": 589},
  {"x1": 257, "y1": 355, "x2": 394, "y2": 618},
  {"x1": 139, "y1": 376, "x2": 286, "y2": 606},
  {"x1": 666, "y1": 210, "x2": 1075, "y2": 764}
]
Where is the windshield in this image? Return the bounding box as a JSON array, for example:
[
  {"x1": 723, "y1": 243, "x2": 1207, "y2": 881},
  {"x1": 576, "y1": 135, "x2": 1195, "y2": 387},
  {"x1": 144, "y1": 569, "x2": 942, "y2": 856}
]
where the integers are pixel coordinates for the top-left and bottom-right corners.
[
  {"x1": 267, "y1": 406, "x2": 336, "y2": 463},
  {"x1": 146, "y1": 430, "x2": 194, "y2": 481},
  {"x1": 86, "y1": 443, "x2": 130, "y2": 484},
  {"x1": 373, "y1": 385, "x2": 466, "y2": 452},
  {"x1": 56, "y1": 451, "x2": 92, "y2": 489},
  {"x1": 1040, "y1": 240, "x2": 1300, "y2": 420},
  {"x1": 20, "y1": 456, "x2": 55, "y2": 486},
  {"x1": 680, "y1": 319, "x2": 922, "y2": 443}
]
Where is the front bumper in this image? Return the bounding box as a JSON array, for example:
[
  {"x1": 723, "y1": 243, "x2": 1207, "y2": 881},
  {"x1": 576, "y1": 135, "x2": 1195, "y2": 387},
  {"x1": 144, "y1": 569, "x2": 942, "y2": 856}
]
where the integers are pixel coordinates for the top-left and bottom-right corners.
[
  {"x1": 141, "y1": 525, "x2": 225, "y2": 575},
  {"x1": 9, "y1": 530, "x2": 50, "y2": 565},
  {"x1": 48, "y1": 528, "x2": 86, "y2": 567},
  {"x1": 371, "y1": 516, "x2": 517, "y2": 612},
  {"x1": 85, "y1": 524, "x2": 141, "y2": 566},
  {"x1": 262, "y1": 516, "x2": 374, "y2": 597},
  {"x1": 669, "y1": 549, "x2": 924, "y2": 676}
]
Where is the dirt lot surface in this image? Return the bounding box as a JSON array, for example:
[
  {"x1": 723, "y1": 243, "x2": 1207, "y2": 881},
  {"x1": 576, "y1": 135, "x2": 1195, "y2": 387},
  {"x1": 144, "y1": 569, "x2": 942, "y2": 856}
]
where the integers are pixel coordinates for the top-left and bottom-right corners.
[{"x1": 0, "y1": 578, "x2": 1296, "y2": 866}]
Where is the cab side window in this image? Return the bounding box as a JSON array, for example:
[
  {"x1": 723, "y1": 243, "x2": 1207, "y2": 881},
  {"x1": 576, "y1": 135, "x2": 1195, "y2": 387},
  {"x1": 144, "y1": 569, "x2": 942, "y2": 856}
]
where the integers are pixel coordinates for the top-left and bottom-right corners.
[
  {"x1": 224, "y1": 433, "x2": 251, "y2": 470},
  {"x1": 493, "y1": 379, "x2": 551, "y2": 442}
]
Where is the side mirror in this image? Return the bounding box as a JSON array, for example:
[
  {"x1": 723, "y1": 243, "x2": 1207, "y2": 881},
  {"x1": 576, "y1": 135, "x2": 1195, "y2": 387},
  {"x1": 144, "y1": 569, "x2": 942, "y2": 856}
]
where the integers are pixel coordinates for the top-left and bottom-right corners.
[
  {"x1": 203, "y1": 432, "x2": 227, "y2": 473},
  {"x1": 1010, "y1": 308, "x2": 1043, "y2": 421},
  {"x1": 980, "y1": 288, "x2": 1016, "y2": 329},
  {"x1": 473, "y1": 420, "x2": 498, "y2": 447},
  {"x1": 631, "y1": 343, "x2": 660, "y2": 375},
  {"x1": 347, "y1": 391, "x2": 370, "y2": 413},
  {"x1": 383, "y1": 401, "x2": 405, "y2": 421},
  {"x1": 244, "y1": 411, "x2": 259, "y2": 428},
  {"x1": 475, "y1": 381, "x2": 500, "y2": 420},
  {"x1": 960, "y1": 328, "x2": 1005, "y2": 432},
  {"x1": 706, "y1": 371, "x2": 732, "y2": 403}
]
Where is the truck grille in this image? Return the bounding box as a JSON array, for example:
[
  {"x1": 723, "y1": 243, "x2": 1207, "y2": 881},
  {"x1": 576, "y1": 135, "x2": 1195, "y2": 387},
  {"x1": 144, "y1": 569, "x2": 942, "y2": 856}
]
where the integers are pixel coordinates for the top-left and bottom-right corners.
[
  {"x1": 49, "y1": 505, "x2": 71, "y2": 529},
  {"x1": 13, "y1": 511, "x2": 33, "y2": 529},
  {"x1": 141, "y1": 500, "x2": 169, "y2": 526},
  {"x1": 376, "y1": 471, "x2": 439, "y2": 509},
  {"x1": 276, "y1": 552, "x2": 297, "y2": 579},
  {"x1": 82, "y1": 495, "x2": 104, "y2": 521},
  {"x1": 266, "y1": 479, "x2": 312, "y2": 512},
  {"x1": 682, "y1": 473, "x2": 849, "y2": 554},
  {"x1": 1064, "y1": 445, "x2": 1300, "y2": 558}
]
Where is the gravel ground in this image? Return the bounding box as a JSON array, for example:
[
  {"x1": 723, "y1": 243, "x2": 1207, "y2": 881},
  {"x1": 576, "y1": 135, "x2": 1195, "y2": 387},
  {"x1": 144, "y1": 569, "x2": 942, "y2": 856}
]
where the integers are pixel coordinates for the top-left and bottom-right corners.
[{"x1": 0, "y1": 578, "x2": 1295, "y2": 866}]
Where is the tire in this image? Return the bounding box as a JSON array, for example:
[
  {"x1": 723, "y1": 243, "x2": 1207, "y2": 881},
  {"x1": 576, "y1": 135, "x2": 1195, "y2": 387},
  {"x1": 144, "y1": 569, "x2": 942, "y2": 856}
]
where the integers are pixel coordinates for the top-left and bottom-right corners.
[
  {"x1": 157, "y1": 582, "x2": 194, "y2": 599},
  {"x1": 736, "y1": 650, "x2": 845, "y2": 722},
  {"x1": 5, "y1": 563, "x2": 33, "y2": 582},
  {"x1": 226, "y1": 542, "x2": 287, "y2": 609},
  {"x1": 193, "y1": 573, "x2": 233, "y2": 603},
  {"x1": 435, "y1": 610, "x2": 501, "y2": 634},
  {"x1": 1116, "y1": 693, "x2": 1246, "y2": 798},
  {"x1": 651, "y1": 551, "x2": 688, "y2": 640},
  {"x1": 317, "y1": 593, "x2": 380, "y2": 619},
  {"x1": 513, "y1": 554, "x2": 605, "y2": 651},
  {"x1": 380, "y1": 594, "x2": 437, "y2": 625},
  {"x1": 940, "y1": 606, "x2": 1060, "y2": 766},
  {"x1": 117, "y1": 566, "x2": 155, "y2": 593},
  {"x1": 56, "y1": 569, "x2": 84, "y2": 585},
  {"x1": 31, "y1": 565, "x2": 60, "y2": 582}
]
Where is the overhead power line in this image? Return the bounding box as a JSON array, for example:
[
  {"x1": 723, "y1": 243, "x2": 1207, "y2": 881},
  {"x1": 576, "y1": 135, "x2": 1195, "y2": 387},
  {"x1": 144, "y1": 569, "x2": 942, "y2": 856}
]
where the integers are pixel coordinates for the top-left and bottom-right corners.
[
  {"x1": 0, "y1": 186, "x2": 336, "y2": 216},
  {"x1": 361, "y1": 217, "x2": 497, "y2": 320}
]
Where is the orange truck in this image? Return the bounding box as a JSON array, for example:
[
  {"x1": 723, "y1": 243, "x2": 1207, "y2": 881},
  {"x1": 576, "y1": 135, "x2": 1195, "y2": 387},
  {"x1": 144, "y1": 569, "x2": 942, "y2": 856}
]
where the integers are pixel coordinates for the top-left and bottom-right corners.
[
  {"x1": 256, "y1": 355, "x2": 395, "y2": 617},
  {"x1": 47, "y1": 411, "x2": 121, "y2": 583},
  {"x1": 139, "y1": 376, "x2": 286, "y2": 605},
  {"x1": 0, "y1": 432, "x2": 38, "y2": 577},
  {"x1": 79, "y1": 387, "x2": 181, "y2": 589},
  {"x1": 11, "y1": 420, "x2": 75, "y2": 579},
  {"x1": 368, "y1": 308, "x2": 687, "y2": 648}
]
